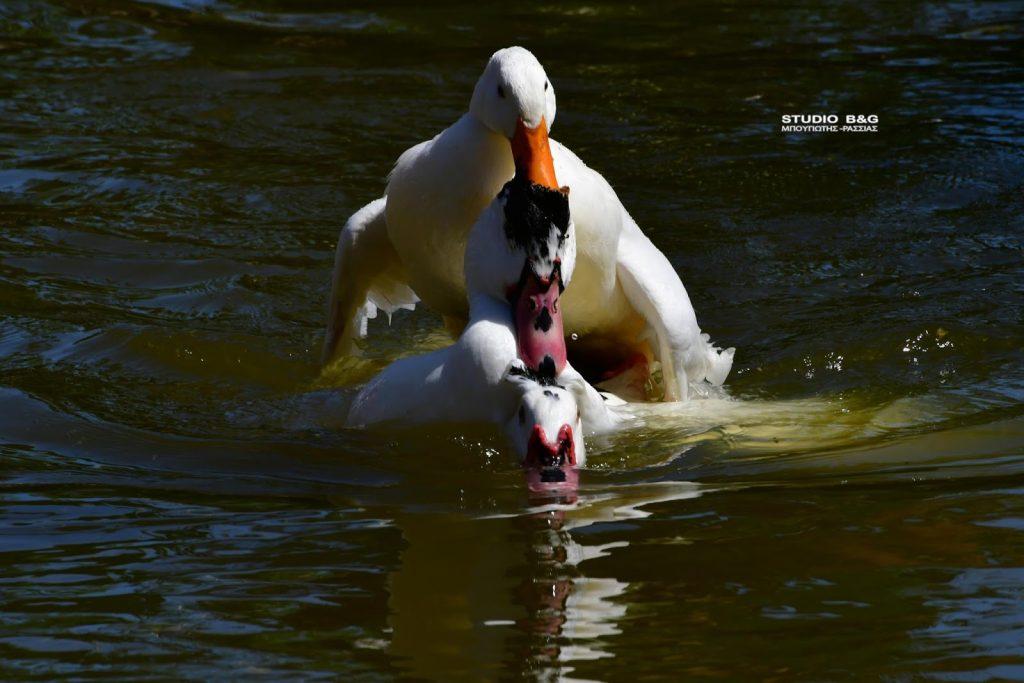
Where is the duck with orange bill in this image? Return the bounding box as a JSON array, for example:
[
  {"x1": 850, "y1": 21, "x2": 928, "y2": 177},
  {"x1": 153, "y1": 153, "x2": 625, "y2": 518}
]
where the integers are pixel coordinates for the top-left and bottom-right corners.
[
  {"x1": 324, "y1": 46, "x2": 734, "y2": 401},
  {"x1": 346, "y1": 120, "x2": 622, "y2": 471}
]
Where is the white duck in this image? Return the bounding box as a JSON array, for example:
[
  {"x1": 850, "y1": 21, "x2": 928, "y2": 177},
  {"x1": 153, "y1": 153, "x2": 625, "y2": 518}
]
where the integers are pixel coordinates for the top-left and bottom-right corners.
[
  {"x1": 347, "y1": 132, "x2": 620, "y2": 467},
  {"x1": 325, "y1": 46, "x2": 733, "y2": 400}
]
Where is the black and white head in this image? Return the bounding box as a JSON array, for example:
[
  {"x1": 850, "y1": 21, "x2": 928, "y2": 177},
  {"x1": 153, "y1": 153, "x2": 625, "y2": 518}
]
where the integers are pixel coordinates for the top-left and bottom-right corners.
[
  {"x1": 501, "y1": 175, "x2": 574, "y2": 287},
  {"x1": 463, "y1": 175, "x2": 575, "y2": 302}
]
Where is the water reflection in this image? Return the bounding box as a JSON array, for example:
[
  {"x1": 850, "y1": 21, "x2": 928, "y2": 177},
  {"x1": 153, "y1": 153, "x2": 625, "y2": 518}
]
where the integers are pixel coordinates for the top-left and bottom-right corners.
[{"x1": 389, "y1": 481, "x2": 703, "y2": 680}]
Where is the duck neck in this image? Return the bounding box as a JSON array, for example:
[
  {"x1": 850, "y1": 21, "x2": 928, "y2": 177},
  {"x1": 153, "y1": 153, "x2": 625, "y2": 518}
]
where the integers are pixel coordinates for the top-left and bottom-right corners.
[
  {"x1": 458, "y1": 114, "x2": 515, "y2": 196},
  {"x1": 467, "y1": 291, "x2": 514, "y2": 327}
]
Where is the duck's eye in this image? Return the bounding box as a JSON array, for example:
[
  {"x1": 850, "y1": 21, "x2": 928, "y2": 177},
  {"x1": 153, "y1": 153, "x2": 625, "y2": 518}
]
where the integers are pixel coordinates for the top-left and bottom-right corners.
[
  {"x1": 518, "y1": 406, "x2": 526, "y2": 424},
  {"x1": 497, "y1": 84, "x2": 505, "y2": 98},
  {"x1": 529, "y1": 299, "x2": 537, "y2": 311},
  {"x1": 544, "y1": 81, "x2": 549, "y2": 92},
  {"x1": 552, "y1": 299, "x2": 558, "y2": 313}
]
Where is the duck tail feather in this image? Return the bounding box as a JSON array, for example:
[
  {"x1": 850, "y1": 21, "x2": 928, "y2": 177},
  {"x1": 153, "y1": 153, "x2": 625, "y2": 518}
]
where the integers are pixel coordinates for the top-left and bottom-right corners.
[{"x1": 700, "y1": 335, "x2": 735, "y2": 387}]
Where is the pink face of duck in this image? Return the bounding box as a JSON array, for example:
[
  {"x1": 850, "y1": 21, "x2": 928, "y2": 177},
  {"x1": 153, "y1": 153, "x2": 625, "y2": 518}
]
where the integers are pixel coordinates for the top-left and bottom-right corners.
[
  {"x1": 526, "y1": 422, "x2": 576, "y2": 469},
  {"x1": 513, "y1": 271, "x2": 566, "y2": 376},
  {"x1": 507, "y1": 117, "x2": 571, "y2": 376},
  {"x1": 519, "y1": 391, "x2": 583, "y2": 499}
]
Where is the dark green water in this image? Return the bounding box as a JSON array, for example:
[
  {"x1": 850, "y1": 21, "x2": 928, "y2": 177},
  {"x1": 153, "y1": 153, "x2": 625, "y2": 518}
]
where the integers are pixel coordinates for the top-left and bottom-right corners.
[{"x1": 2, "y1": 0, "x2": 1024, "y2": 679}]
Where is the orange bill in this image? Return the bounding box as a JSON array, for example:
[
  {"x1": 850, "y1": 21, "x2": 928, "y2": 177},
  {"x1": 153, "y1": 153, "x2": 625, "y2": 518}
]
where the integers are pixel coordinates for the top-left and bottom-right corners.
[{"x1": 510, "y1": 117, "x2": 559, "y2": 189}]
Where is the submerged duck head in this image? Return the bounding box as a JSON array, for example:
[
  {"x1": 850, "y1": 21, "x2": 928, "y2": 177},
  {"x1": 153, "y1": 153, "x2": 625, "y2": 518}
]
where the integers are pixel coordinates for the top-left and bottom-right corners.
[{"x1": 503, "y1": 362, "x2": 584, "y2": 475}]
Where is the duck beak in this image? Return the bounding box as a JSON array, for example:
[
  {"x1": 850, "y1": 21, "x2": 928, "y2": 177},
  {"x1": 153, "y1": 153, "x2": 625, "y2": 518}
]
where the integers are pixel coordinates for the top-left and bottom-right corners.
[
  {"x1": 511, "y1": 117, "x2": 559, "y2": 190},
  {"x1": 524, "y1": 423, "x2": 577, "y2": 469},
  {"x1": 523, "y1": 423, "x2": 578, "y2": 500}
]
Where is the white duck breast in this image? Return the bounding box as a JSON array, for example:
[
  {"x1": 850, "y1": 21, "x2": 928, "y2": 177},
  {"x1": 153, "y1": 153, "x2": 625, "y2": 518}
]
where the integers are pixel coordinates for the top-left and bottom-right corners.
[{"x1": 324, "y1": 46, "x2": 734, "y2": 400}]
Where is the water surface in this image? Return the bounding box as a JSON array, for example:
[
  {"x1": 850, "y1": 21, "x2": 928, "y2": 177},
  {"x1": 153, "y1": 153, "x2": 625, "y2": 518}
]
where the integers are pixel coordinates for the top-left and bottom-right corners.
[{"x1": 2, "y1": 0, "x2": 1024, "y2": 679}]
